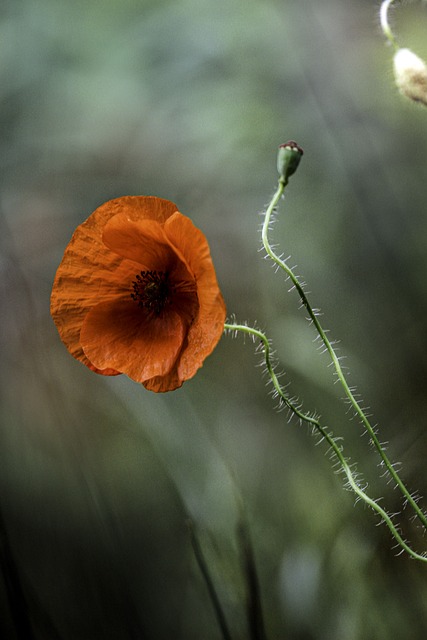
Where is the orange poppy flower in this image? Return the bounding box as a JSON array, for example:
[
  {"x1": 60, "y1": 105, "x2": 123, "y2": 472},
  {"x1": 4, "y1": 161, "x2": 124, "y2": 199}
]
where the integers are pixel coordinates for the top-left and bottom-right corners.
[{"x1": 51, "y1": 196, "x2": 226, "y2": 392}]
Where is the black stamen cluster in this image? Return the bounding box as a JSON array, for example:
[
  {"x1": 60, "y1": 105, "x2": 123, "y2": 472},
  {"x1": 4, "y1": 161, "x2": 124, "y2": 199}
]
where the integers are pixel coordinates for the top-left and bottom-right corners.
[{"x1": 131, "y1": 270, "x2": 170, "y2": 315}]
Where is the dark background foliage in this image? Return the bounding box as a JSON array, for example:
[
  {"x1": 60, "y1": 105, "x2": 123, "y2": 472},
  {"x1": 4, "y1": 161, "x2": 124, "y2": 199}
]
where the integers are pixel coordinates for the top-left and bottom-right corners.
[{"x1": 1, "y1": 0, "x2": 427, "y2": 638}]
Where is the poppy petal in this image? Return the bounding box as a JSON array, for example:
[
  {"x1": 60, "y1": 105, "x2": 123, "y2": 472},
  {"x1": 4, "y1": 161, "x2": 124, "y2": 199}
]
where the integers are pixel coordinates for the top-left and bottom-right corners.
[
  {"x1": 51, "y1": 247, "x2": 142, "y2": 373},
  {"x1": 80, "y1": 298, "x2": 185, "y2": 384},
  {"x1": 93, "y1": 195, "x2": 179, "y2": 225},
  {"x1": 164, "y1": 212, "x2": 212, "y2": 278},
  {"x1": 143, "y1": 369, "x2": 184, "y2": 393},
  {"x1": 102, "y1": 215, "x2": 178, "y2": 271},
  {"x1": 177, "y1": 296, "x2": 226, "y2": 381},
  {"x1": 164, "y1": 213, "x2": 227, "y2": 380}
]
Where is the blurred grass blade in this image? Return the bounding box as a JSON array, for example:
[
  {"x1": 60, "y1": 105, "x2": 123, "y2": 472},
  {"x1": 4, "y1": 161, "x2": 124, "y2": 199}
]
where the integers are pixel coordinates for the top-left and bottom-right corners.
[
  {"x1": 187, "y1": 520, "x2": 233, "y2": 640},
  {"x1": 237, "y1": 516, "x2": 267, "y2": 640}
]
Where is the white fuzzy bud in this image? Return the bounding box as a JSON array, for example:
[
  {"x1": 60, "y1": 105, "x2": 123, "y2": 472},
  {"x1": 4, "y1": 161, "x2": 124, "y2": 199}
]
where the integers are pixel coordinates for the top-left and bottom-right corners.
[{"x1": 393, "y1": 48, "x2": 427, "y2": 107}]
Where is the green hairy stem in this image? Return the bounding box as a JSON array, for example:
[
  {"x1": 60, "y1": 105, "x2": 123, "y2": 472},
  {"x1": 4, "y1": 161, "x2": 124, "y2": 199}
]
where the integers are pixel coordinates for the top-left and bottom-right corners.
[{"x1": 225, "y1": 152, "x2": 427, "y2": 562}]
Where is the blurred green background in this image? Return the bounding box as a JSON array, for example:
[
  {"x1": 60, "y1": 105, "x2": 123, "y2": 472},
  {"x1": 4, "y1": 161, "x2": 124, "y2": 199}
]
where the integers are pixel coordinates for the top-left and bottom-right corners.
[{"x1": 1, "y1": 0, "x2": 427, "y2": 638}]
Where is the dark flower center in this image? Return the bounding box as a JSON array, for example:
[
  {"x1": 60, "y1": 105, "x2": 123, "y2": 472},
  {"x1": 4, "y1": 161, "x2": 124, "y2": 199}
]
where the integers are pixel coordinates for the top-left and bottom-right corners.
[{"x1": 131, "y1": 270, "x2": 171, "y2": 316}]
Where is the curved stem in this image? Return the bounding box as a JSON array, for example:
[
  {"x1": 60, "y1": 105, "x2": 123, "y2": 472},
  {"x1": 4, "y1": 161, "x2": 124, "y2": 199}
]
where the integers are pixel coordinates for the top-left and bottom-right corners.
[
  {"x1": 261, "y1": 179, "x2": 427, "y2": 532},
  {"x1": 224, "y1": 322, "x2": 427, "y2": 563},
  {"x1": 380, "y1": 0, "x2": 399, "y2": 50}
]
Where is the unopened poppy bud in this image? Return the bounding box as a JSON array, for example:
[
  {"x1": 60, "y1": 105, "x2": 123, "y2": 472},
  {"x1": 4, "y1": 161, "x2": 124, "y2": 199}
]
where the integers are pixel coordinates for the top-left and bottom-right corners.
[
  {"x1": 393, "y1": 48, "x2": 427, "y2": 107},
  {"x1": 277, "y1": 141, "x2": 304, "y2": 183}
]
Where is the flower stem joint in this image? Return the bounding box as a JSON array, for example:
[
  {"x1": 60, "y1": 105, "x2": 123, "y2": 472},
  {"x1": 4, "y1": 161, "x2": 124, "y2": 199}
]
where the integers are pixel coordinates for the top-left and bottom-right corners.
[{"x1": 277, "y1": 141, "x2": 304, "y2": 184}]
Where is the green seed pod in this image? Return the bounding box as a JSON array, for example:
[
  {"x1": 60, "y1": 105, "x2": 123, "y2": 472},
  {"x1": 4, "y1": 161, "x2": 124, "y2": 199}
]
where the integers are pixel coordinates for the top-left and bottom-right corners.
[{"x1": 277, "y1": 141, "x2": 304, "y2": 183}]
